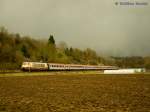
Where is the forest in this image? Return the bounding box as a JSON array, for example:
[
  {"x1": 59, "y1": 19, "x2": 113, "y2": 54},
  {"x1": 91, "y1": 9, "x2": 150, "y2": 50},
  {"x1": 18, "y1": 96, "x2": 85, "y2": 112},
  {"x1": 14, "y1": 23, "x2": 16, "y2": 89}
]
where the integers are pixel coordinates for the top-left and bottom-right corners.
[{"x1": 0, "y1": 26, "x2": 150, "y2": 70}]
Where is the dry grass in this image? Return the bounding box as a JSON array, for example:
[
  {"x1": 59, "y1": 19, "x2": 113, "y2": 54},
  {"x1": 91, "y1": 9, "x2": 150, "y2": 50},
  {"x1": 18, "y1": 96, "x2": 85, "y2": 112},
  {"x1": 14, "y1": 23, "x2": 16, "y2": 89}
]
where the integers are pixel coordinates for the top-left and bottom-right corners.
[{"x1": 0, "y1": 73, "x2": 150, "y2": 112}]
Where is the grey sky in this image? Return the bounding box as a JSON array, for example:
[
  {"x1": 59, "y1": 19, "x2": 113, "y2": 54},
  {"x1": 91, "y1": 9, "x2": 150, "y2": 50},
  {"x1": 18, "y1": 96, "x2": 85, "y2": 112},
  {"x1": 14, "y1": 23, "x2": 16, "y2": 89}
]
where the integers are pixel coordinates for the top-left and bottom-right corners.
[{"x1": 0, "y1": 0, "x2": 150, "y2": 56}]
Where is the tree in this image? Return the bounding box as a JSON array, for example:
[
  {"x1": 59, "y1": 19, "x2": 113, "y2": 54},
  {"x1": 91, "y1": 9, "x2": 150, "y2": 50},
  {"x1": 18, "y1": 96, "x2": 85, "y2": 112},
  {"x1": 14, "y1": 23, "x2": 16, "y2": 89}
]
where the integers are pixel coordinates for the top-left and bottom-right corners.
[
  {"x1": 14, "y1": 34, "x2": 21, "y2": 45},
  {"x1": 21, "y1": 44, "x2": 30, "y2": 58},
  {"x1": 46, "y1": 35, "x2": 56, "y2": 62},
  {"x1": 0, "y1": 26, "x2": 8, "y2": 34},
  {"x1": 14, "y1": 50, "x2": 24, "y2": 64},
  {"x1": 144, "y1": 57, "x2": 150, "y2": 69},
  {"x1": 48, "y1": 35, "x2": 55, "y2": 45},
  {"x1": 0, "y1": 44, "x2": 13, "y2": 62},
  {"x1": 83, "y1": 48, "x2": 97, "y2": 64}
]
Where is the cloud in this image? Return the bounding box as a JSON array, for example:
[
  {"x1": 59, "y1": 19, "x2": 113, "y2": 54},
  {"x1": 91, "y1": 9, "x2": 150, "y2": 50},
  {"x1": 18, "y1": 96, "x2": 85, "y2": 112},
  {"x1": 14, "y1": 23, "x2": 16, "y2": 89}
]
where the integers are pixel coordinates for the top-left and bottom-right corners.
[{"x1": 0, "y1": 0, "x2": 150, "y2": 56}]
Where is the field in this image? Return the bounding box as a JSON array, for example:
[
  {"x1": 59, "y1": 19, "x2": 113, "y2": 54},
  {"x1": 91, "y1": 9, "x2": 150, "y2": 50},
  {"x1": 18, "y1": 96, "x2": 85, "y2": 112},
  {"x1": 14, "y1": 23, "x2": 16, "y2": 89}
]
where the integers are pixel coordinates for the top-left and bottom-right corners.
[{"x1": 0, "y1": 72, "x2": 150, "y2": 112}]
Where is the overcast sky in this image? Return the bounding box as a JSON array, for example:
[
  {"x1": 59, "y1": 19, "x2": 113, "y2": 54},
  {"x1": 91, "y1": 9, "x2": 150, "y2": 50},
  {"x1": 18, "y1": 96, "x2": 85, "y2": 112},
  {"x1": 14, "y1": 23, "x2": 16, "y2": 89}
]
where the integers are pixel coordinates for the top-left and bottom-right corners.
[{"x1": 0, "y1": 0, "x2": 150, "y2": 56}]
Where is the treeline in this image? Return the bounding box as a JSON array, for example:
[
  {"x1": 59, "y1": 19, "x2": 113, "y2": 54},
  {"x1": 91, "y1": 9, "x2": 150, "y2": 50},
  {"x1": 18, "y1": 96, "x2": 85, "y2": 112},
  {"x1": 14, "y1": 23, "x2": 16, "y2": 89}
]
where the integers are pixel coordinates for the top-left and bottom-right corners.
[
  {"x1": 112, "y1": 56, "x2": 150, "y2": 69},
  {"x1": 0, "y1": 27, "x2": 150, "y2": 70},
  {"x1": 0, "y1": 27, "x2": 104, "y2": 70}
]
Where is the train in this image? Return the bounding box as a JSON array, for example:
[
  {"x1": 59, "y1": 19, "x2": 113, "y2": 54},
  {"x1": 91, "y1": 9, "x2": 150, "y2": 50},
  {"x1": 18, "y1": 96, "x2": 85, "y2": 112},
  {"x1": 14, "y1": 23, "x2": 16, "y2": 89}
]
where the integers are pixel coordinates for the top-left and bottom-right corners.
[{"x1": 21, "y1": 61, "x2": 118, "y2": 71}]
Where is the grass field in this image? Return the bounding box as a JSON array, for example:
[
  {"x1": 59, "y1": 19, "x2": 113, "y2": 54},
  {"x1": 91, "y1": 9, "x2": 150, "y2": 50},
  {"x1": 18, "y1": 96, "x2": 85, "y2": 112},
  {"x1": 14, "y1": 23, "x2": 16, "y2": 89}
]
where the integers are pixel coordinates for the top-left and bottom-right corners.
[{"x1": 0, "y1": 72, "x2": 150, "y2": 112}]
